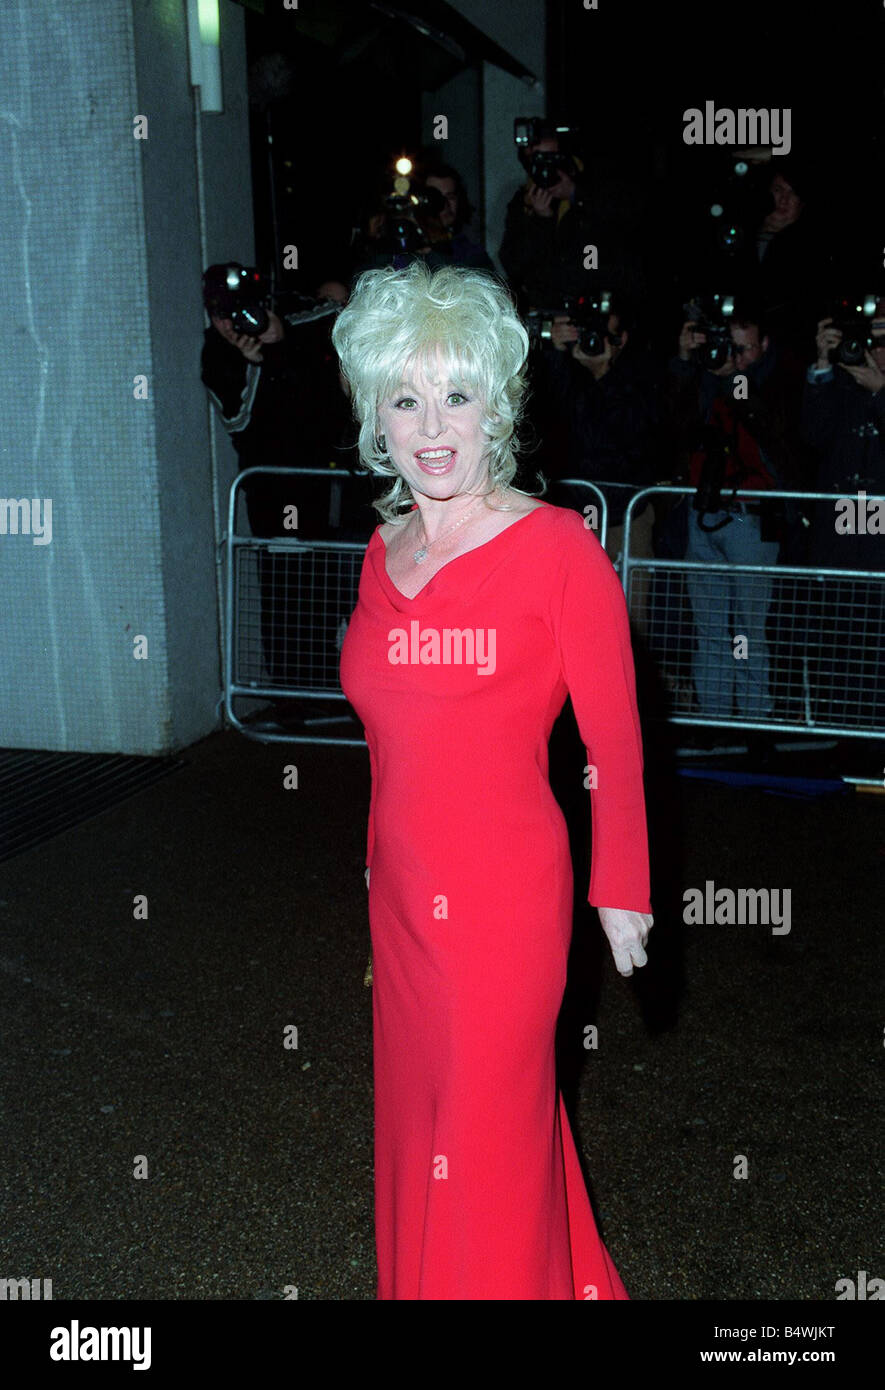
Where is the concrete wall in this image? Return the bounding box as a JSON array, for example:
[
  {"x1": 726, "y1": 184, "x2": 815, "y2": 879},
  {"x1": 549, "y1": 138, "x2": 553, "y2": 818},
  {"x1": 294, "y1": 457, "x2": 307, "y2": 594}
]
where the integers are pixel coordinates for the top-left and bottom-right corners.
[
  {"x1": 180, "y1": 0, "x2": 255, "y2": 665},
  {"x1": 0, "y1": 0, "x2": 252, "y2": 754}
]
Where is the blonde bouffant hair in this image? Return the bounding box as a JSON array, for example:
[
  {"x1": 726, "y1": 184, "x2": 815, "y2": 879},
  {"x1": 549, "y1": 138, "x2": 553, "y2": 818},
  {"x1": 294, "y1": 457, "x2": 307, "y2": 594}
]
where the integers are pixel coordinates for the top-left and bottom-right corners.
[{"x1": 331, "y1": 259, "x2": 537, "y2": 523}]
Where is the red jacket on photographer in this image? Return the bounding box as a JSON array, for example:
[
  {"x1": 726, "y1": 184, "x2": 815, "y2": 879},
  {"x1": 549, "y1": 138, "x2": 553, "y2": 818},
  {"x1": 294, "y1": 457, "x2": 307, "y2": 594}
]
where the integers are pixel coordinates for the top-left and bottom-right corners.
[{"x1": 687, "y1": 394, "x2": 781, "y2": 491}]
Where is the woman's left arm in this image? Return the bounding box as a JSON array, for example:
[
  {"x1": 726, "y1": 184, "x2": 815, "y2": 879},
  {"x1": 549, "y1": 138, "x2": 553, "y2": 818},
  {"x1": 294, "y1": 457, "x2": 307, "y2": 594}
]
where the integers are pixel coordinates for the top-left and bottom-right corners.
[{"x1": 549, "y1": 512, "x2": 653, "y2": 972}]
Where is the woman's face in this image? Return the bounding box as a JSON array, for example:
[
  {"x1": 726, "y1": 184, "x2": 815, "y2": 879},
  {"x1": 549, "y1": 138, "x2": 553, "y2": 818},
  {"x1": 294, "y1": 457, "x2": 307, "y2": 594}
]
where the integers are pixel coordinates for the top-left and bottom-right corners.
[{"x1": 376, "y1": 352, "x2": 491, "y2": 500}]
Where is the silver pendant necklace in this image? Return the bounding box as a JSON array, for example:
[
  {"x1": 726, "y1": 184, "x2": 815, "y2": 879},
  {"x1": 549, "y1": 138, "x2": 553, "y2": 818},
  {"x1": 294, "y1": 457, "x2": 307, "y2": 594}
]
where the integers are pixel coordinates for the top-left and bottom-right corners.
[{"x1": 413, "y1": 492, "x2": 488, "y2": 563}]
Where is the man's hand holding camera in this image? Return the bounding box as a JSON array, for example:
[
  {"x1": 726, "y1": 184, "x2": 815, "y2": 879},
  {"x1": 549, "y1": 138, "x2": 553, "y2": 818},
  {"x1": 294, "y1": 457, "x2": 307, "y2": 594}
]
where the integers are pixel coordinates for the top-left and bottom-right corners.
[
  {"x1": 551, "y1": 314, "x2": 614, "y2": 380},
  {"x1": 816, "y1": 316, "x2": 885, "y2": 395},
  {"x1": 842, "y1": 350, "x2": 885, "y2": 395},
  {"x1": 679, "y1": 319, "x2": 736, "y2": 378},
  {"x1": 211, "y1": 310, "x2": 284, "y2": 364},
  {"x1": 814, "y1": 316, "x2": 841, "y2": 370},
  {"x1": 523, "y1": 181, "x2": 556, "y2": 218},
  {"x1": 678, "y1": 320, "x2": 707, "y2": 363},
  {"x1": 523, "y1": 169, "x2": 575, "y2": 218}
]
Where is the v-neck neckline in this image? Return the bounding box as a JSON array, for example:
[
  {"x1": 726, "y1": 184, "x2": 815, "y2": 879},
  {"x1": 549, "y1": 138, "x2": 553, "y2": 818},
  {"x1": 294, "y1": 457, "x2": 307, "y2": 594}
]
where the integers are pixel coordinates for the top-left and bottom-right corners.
[{"x1": 374, "y1": 502, "x2": 552, "y2": 603}]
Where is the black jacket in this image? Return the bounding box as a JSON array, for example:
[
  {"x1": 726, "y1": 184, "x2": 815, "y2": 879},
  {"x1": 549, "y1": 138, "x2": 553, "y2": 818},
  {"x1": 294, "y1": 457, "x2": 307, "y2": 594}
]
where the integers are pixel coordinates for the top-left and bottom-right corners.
[
  {"x1": 801, "y1": 370, "x2": 885, "y2": 493},
  {"x1": 534, "y1": 346, "x2": 662, "y2": 525},
  {"x1": 200, "y1": 324, "x2": 349, "y2": 467},
  {"x1": 499, "y1": 175, "x2": 645, "y2": 313},
  {"x1": 201, "y1": 323, "x2": 361, "y2": 537},
  {"x1": 801, "y1": 369, "x2": 885, "y2": 569}
]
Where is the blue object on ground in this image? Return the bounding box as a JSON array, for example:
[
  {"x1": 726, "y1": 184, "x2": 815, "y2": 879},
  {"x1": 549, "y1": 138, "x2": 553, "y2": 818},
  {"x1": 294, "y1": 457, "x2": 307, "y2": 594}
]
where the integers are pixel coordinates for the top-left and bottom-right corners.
[{"x1": 676, "y1": 767, "x2": 851, "y2": 799}]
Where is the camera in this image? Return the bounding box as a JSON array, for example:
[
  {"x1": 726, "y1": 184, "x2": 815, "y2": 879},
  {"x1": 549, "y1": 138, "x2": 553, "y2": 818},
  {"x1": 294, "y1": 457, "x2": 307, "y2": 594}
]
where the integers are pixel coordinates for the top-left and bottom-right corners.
[
  {"x1": 514, "y1": 116, "x2": 574, "y2": 149},
  {"x1": 372, "y1": 185, "x2": 447, "y2": 255},
  {"x1": 514, "y1": 117, "x2": 577, "y2": 188},
  {"x1": 569, "y1": 293, "x2": 619, "y2": 356},
  {"x1": 202, "y1": 263, "x2": 270, "y2": 337},
  {"x1": 829, "y1": 295, "x2": 879, "y2": 366},
  {"x1": 683, "y1": 294, "x2": 736, "y2": 370},
  {"x1": 527, "y1": 149, "x2": 576, "y2": 189},
  {"x1": 203, "y1": 262, "x2": 341, "y2": 339},
  {"x1": 527, "y1": 292, "x2": 619, "y2": 356}
]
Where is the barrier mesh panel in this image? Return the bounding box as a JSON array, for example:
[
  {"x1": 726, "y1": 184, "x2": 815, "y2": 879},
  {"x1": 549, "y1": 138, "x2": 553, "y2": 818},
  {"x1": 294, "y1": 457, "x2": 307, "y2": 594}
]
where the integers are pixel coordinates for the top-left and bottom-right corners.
[{"x1": 629, "y1": 563, "x2": 885, "y2": 732}]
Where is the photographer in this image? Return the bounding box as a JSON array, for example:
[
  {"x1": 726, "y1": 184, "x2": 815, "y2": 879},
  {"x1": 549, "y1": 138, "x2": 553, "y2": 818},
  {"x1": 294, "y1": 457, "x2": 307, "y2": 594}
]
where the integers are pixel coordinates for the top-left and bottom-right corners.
[
  {"x1": 499, "y1": 123, "x2": 642, "y2": 314},
  {"x1": 801, "y1": 304, "x2": 885, "y2": 570},
  {"x1": 200, "y1": 263, "x2": 359, "y2": 689},
  {"x1": 352, "y1": 169, "x2": 483, "y2": 278},
  {"x1": 201, "y1": 263, "x2": 350, "y2": 538},
  {"x1": 668, "y1": 309, "x2": 793, "y2": 719},
  {"x1": 422, "y1": 158, "x2": 495, "y2": 271},
  {"x1": 533, "y1": 297, "x2": 661, "y2": 638},
  {"x1": 749, "y1": 163, "x2": 831, "y2": 366},
  {"x1": 799, "y1": 303, "x2": 885, "y2": 725}
]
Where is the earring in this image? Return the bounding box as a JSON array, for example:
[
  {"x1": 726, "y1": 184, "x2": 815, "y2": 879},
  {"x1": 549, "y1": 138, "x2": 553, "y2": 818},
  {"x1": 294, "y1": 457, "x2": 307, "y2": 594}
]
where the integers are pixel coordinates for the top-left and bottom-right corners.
[{"x1": 375, "y1": 434, "x2": 387, "y2": 453}]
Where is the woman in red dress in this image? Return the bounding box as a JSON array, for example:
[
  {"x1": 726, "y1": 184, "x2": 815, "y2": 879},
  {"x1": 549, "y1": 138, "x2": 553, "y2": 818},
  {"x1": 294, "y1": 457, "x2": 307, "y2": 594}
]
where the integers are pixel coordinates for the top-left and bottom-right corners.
[{"x1": 335, "y1": 260, "x2": 653, "y2": 1300}]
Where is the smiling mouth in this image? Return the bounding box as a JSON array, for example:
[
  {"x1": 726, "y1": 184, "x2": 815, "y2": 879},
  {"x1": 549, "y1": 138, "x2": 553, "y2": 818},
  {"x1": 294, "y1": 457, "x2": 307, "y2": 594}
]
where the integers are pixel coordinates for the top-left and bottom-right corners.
[{"x1": 414, "y1": 449, "x2": 456, "y2": 470}]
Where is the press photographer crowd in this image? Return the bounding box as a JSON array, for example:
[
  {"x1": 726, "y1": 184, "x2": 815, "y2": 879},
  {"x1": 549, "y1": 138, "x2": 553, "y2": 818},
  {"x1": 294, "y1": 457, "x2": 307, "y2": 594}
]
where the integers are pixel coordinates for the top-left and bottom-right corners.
[{"x1": 200, "y1": 119, "x2": 884, "y2": 727}]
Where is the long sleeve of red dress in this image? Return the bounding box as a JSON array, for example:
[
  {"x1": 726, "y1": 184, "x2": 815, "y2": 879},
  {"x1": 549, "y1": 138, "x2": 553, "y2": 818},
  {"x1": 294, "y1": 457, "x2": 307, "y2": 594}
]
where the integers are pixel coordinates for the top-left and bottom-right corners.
[
  {"x1": 547, "y1": 508, "x2": 651, "y2": 911},
  {"x1": 340, "y1": 499, "x2": 650, "y2": 1299}
]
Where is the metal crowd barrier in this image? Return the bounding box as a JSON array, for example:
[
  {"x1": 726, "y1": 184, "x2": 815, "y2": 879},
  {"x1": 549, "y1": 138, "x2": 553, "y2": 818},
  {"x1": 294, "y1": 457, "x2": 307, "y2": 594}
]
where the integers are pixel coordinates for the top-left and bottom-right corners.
[
  {"x1": 222, "y1": 469, "x2": 607, "y2": 745},
  {"x1": 621, "y1": 486, "x2": 885, "y2": 741}
]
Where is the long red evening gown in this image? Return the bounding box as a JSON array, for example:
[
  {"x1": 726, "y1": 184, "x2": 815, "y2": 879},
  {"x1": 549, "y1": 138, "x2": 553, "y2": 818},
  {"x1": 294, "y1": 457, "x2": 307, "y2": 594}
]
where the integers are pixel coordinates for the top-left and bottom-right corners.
[{"x1": 339, "y1": 500, "x2": 650, "y2": 1300}]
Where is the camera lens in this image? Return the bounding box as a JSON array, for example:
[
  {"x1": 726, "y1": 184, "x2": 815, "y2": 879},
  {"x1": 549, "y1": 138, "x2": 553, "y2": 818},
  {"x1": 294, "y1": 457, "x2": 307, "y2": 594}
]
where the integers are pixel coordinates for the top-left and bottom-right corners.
[{"x1": 230, "y1": 304, "x2": 269, "y2": 338}]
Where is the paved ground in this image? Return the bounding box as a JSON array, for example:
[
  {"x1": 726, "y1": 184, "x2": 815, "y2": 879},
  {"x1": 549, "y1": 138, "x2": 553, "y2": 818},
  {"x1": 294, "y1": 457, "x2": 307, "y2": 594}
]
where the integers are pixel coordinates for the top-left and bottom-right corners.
[{"x1": 0, "y1": 715, "x2": 881, "y2": 1301}]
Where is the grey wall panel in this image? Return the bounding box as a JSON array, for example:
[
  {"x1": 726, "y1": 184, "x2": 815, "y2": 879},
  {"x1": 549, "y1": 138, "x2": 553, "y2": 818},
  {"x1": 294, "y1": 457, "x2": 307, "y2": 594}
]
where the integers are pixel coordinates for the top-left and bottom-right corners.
[
  {"x1": 0, "y1": 0, "x2": 253, "y2": 755},
  {"x1": 198, "y1": 1, "x2": 255, "y2": 567},
  {"x1": 0, "y1": 1, "x2": 168, "y2": 752},
  {"x1": 130, "y1": 0, "x2": 220, "y2": 751}
]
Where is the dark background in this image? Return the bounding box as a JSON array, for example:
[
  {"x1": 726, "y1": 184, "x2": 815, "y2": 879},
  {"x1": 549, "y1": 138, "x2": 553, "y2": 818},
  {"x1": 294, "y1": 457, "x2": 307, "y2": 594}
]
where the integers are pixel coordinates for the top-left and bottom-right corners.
[{"x1": 241, "y1": 0, "x2": 883, "y2": 324}]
